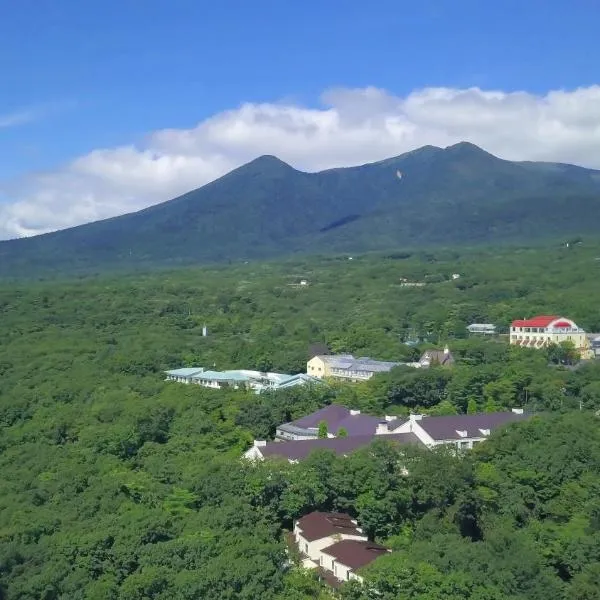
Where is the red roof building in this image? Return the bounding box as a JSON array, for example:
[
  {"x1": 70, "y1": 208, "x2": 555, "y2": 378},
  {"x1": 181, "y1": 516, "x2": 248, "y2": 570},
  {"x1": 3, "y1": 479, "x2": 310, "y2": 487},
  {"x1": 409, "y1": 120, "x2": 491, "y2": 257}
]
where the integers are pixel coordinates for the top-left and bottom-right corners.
[{"x1": 509, "y1": 315, "x2": 592, "y2": 357}]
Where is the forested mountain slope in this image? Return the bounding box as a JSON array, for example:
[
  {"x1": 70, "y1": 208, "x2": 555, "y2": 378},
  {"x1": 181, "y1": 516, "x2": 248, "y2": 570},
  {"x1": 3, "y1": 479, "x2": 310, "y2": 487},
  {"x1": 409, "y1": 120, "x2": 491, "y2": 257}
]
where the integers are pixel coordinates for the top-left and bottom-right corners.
[{"x1": 1, "y1": 142, "x2": 600, "y2": 277}]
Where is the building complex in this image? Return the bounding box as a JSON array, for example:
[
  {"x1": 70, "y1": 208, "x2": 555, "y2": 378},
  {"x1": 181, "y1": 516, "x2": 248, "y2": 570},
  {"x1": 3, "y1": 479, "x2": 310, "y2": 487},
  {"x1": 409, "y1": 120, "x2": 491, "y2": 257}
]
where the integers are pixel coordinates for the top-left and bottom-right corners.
[
  {"x1": 244, "y1": 404, "x2": 528, "y2": 462},
  {"x1": 165, "y1": 367, "x2": 319, "y2": 393}
]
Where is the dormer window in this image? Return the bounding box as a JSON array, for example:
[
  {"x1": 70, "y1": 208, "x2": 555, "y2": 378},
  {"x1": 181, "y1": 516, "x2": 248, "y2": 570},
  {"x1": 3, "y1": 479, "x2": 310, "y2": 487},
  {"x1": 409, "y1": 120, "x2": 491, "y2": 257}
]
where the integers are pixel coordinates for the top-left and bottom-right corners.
[
  {"x1": 479, "y1": 428, "x2": 490, "y2": 436},
  {"x1": 456, "y1": 430, "x2": 468, "y2": 437}
]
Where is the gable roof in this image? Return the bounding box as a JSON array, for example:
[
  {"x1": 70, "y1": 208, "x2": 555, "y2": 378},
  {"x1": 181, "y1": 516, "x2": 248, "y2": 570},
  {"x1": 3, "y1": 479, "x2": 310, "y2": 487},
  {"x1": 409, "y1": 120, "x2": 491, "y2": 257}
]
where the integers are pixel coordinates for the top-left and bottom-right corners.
[
  {"x1": 321, "y1": 539, "x2": 389, "y2": 570},
  {"x1": 296, "y1": 512, "x2": 364, "y2": 542},
  {"x1": 420, "y1": 349, "x2": 454, "y2": 366},
  {"x1": 317, "y1": 355, "x2": 401, "y2": 373},
  {"x1": 417, "y1": 411, "x2": 528, "y2": 441},
  {"x1": 166, "y1": 367, "x2": 205, "y2": 377},
  {"x1": 259, "y1": 432, "x2": 422, "y2": 461},
  {"x1": 511, "y1": 315, "x2": 559, "y2": 328},
  {"x1": 288, "y1": 404, "x2": 383, "y2": 436}
]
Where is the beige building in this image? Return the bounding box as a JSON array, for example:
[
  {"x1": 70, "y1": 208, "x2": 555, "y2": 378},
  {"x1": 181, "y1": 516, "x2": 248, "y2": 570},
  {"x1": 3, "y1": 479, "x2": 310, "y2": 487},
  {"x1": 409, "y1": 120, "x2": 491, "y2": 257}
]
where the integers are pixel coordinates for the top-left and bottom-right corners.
[
  {"x1": 509, "y1": 315, "x2": 592, "y2": 358},
  {"x1": 307, "y1": 354, "x2": 401, "y2": 381}
]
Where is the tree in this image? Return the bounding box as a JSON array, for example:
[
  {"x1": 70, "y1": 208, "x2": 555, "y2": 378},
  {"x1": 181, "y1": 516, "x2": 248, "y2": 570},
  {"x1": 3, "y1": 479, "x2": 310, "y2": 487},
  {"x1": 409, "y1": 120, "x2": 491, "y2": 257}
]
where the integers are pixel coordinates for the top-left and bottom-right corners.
[
  {"x1": 547, "y1": 341, "x2": 578, "y2": 366},
  {"x1": 337, "y1": 427, "x2": 348, "y2": 438},
  {"x1": 467, "y1": 398, "x2": 478, "y2": 414},
  {"x1": 318, "y1": 420, "x2": 328, "y2": 439}
]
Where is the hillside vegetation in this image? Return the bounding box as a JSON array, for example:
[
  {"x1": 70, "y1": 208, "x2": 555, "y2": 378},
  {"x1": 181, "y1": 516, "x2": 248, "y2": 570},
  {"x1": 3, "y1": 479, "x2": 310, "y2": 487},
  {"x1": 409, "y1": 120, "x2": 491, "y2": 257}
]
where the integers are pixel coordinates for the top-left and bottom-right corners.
[
  {"x1": 2, "y1": 242, "x2": 600, "y2": 598},
  {"x1": 1, "y1": 142, "x2": 600, "y2": 277}
]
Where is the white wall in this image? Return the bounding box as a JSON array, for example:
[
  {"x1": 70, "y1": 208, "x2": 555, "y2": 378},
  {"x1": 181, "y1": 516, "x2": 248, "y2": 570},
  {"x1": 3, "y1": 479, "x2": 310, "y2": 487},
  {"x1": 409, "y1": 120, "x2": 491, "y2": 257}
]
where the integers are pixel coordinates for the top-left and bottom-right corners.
[{"x1": 293, "y1": 525, "x2": 367, "y2": 562}]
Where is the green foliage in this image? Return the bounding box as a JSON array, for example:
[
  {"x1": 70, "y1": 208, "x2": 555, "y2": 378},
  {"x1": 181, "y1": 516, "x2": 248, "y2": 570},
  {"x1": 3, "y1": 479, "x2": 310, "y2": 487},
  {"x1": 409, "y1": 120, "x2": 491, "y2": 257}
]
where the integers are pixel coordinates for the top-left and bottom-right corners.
[
  {"x1": 1, "y1": 243, "x2": 600, "y2": 597},
  {"x1": 337, "y1": 427, "x2": 348, "y2": 438},
  {"x1": 317, "y1": 420, "x2": 328, "y2": 439}
]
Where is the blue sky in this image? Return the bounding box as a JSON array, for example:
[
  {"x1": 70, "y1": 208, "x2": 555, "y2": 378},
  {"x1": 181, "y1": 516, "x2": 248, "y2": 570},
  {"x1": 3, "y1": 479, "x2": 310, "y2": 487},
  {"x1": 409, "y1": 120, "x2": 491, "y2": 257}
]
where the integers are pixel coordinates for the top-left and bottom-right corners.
[
  {"x1": 2, "y1": 0, "x2": 598, "y2": 177},
  {"x1": 1, "y1": 0, "x2": 599, "y2": 238}
]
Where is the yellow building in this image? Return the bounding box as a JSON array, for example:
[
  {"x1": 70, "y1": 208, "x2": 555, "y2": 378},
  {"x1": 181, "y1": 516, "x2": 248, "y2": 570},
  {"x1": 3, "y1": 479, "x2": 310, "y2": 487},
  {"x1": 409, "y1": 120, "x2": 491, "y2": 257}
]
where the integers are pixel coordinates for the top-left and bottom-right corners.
[
  {"x1": 510, "y1": 315, "x2": 592, "y2": 358},
  {"x1": 307, "y1": 354, "x2": 401, "y2": 381}
]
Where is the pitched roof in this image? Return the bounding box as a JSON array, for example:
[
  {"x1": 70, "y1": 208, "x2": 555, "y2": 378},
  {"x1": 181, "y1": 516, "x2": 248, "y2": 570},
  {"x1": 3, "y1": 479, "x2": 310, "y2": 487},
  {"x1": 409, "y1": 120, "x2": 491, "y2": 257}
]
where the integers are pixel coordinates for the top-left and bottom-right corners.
[
  {"x1": 318, "y1": 355, "x2": 401, "y2": 373},
  {"x1": 166, "y1": 367, "x2": 205, "y2": 377},
  {"x1": 259, "y1": 432, "x2": 422, "y2": 461},
  {"x1": 296, "y1": 512, "x2": 364, "y2": 542},
  {"x1": 288, "y1": 404, "x2": 383, "y2": 436},
  {"x1": 417, "y1": 411, "x2": 528, "y2": 441},
  {"x1": 321, "y1": 539, "x2": 389, "y2": 570},
  {"x1": 420, "y1": 349, "x2": 454, "y2": 365},
  {"x1": 511, "y1": 315, "x2": 559, "y2": 328}
]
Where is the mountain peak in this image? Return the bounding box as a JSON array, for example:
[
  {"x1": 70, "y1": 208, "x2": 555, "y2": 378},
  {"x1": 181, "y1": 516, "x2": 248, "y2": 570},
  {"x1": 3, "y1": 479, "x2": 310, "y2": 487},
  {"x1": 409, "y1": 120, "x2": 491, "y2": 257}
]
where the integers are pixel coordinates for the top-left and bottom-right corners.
[
  {"x1": 444, "y1": 141, "x2": 496, "y2": 157},
  {"x1": 247, "y1": 154, "x2": 293, "y2": 169}
]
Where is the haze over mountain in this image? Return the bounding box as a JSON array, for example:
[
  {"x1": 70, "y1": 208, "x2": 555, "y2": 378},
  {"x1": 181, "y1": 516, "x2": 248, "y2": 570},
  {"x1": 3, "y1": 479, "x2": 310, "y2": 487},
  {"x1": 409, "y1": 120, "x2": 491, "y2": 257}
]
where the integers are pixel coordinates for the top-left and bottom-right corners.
[{"x1": 1, "y1": 142, "x2": 600, "y2": 277}]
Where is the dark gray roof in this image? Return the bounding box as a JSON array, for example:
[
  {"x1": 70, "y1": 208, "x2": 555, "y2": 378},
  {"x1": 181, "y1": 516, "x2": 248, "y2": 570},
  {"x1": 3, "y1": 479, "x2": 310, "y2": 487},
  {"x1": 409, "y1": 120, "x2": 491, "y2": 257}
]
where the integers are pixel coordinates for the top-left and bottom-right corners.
[
  {"x1": 289, "y1": 404, "x2": 384, "y2": 436},
  {"x1": 321, "y1": 355, "x2": 401, "y2": 373},
  {"x1": 259, "y1": 433, "x2": 423, "y2": 461},
  {"x1": 420, "y1": 349, "x2": 455, "y2": 366},
  {"x1": 417, "y1": 411, "x2": 528, "y2": 441},
  {"x1": 386, "y1": 418, "x2": 408, "y2": 432}
]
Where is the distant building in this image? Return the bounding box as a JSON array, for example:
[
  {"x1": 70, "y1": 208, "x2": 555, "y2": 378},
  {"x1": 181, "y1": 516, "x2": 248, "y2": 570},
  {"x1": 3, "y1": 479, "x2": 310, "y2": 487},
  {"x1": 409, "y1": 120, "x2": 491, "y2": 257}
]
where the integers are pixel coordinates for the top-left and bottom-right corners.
[
  {"x1": 418, "y1": 347, "x2": 455, "y2": 368},
  {"x1": 586, "y1": 334, "x2": 600, "y2": 358},
  {"x1": 307, "y1": 355, "x2": 402, "y2": 381},
  {"x1": 165, "y1": 367, "x2": 320, "y2": 393},
  {"x1": 510, "y1": 315, "x2": 592, "y2": 358},
  {"x1": 275, "y1": 404, "x2": 383, "y2": 441},
  {"x1": 451, "y1": 273, "x2": 461, "y2": 280},
  {"x1": 467, "y1": 323, "x2": 496, "y2": 335}
]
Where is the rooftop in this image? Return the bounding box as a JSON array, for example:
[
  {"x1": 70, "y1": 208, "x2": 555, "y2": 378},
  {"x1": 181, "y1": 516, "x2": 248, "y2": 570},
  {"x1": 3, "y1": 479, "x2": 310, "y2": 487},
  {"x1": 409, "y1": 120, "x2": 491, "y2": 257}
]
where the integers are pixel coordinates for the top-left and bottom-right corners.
[
  {"x1": 165, "y1": 367, "x2": 205, "y2": 377},
  {"x1": 296, "y1": 511, "x2": 363, "y2": 542},
  {"x1": 511, "y1": 315, "x2": 559, "y2": 328},
  {"x1": 288, "y1": 404, "x2": 383, "y2": 436},
  {"x1": 417, "y1": 411, "x2": 529, "y2": 441},
  {"x1": 259, "y1": 432, "x2": 423, "y2": 461},
  {"x1": 318, "y1": 355, "x2": 401, "y2": 373},
  {"x1": 321, "y1": 539, "x2": 389, "y2": 570}
]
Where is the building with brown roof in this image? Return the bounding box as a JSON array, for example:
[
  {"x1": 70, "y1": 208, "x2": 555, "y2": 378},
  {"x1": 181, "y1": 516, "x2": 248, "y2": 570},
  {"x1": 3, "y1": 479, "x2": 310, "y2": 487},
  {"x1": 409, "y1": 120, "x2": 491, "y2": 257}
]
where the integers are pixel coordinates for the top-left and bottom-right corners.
[
  {"x1": 294, "y1": 512, "x2": 368, "y2": 563},
  {"x1": 418, "y1": 346, "x2": 455, "y2": 368},
  {"x1": 292, "y1": 511, "x2": 390, "y2": 586},
  {"x1": 320, "y1": 539, "x2": 390, "y2": 583}
]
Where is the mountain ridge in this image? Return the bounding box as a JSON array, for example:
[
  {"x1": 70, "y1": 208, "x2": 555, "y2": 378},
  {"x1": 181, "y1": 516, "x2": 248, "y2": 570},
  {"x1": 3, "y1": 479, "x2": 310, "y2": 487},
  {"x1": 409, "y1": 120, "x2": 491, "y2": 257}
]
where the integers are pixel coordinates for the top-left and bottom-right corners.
[{"x1": 1, "y1": 142, "x2": 600, "y2": 277}]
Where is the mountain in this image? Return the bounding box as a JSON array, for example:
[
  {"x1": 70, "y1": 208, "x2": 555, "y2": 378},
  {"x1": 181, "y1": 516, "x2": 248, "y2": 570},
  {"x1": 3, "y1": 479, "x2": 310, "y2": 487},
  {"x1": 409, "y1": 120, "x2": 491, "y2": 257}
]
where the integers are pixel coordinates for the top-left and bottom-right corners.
[{"x1": 2, "y1": 142, "x2": 600, "y2": 277}]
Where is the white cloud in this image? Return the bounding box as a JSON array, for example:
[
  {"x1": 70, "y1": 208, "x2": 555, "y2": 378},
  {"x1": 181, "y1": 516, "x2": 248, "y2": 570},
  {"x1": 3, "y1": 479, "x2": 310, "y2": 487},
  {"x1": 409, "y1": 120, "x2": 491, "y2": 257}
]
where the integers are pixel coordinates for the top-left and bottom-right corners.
[
  {"x1": 1, "y1": 85, "x2": 600, "y2": 240},
  {"x1": 0, "y1": 109, "x2": 39, "y2": 128}
]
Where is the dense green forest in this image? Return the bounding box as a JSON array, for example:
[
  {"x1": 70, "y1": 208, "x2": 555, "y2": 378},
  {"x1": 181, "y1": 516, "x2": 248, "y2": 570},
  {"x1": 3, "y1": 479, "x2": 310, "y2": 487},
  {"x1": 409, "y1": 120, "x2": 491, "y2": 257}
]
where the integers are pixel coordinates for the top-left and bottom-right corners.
[{"x1": 2, "y1": 241, "x2": 600, "y2": 598}]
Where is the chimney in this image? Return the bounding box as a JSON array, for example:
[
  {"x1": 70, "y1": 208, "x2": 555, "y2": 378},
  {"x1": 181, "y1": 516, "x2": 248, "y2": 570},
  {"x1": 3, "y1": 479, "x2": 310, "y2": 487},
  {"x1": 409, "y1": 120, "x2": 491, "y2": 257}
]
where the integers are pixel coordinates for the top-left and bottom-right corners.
[
  {"x1": 384, "y1": 415, "x2": 395, "y2": 422},
  {"x1": 350, "y1": 409, "x2": 361, "y2": 416},
  {"x1": 253, "y1": 440, "x2": 267, "y2": 447}
]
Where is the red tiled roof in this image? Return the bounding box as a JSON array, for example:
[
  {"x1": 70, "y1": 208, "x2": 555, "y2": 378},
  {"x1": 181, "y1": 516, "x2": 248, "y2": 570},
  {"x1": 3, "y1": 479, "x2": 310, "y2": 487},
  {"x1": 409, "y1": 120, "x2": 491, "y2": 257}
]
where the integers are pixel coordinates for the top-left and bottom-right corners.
[
  {"x1": 321, "y1": 539, "x2": 389, "y2": 570},
  {"x1": 296, "y1": 512, "x2": 364, "y2": 542},
  {"x1": 511, "y1": 315, "x2": 559, "y2": 328}
]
